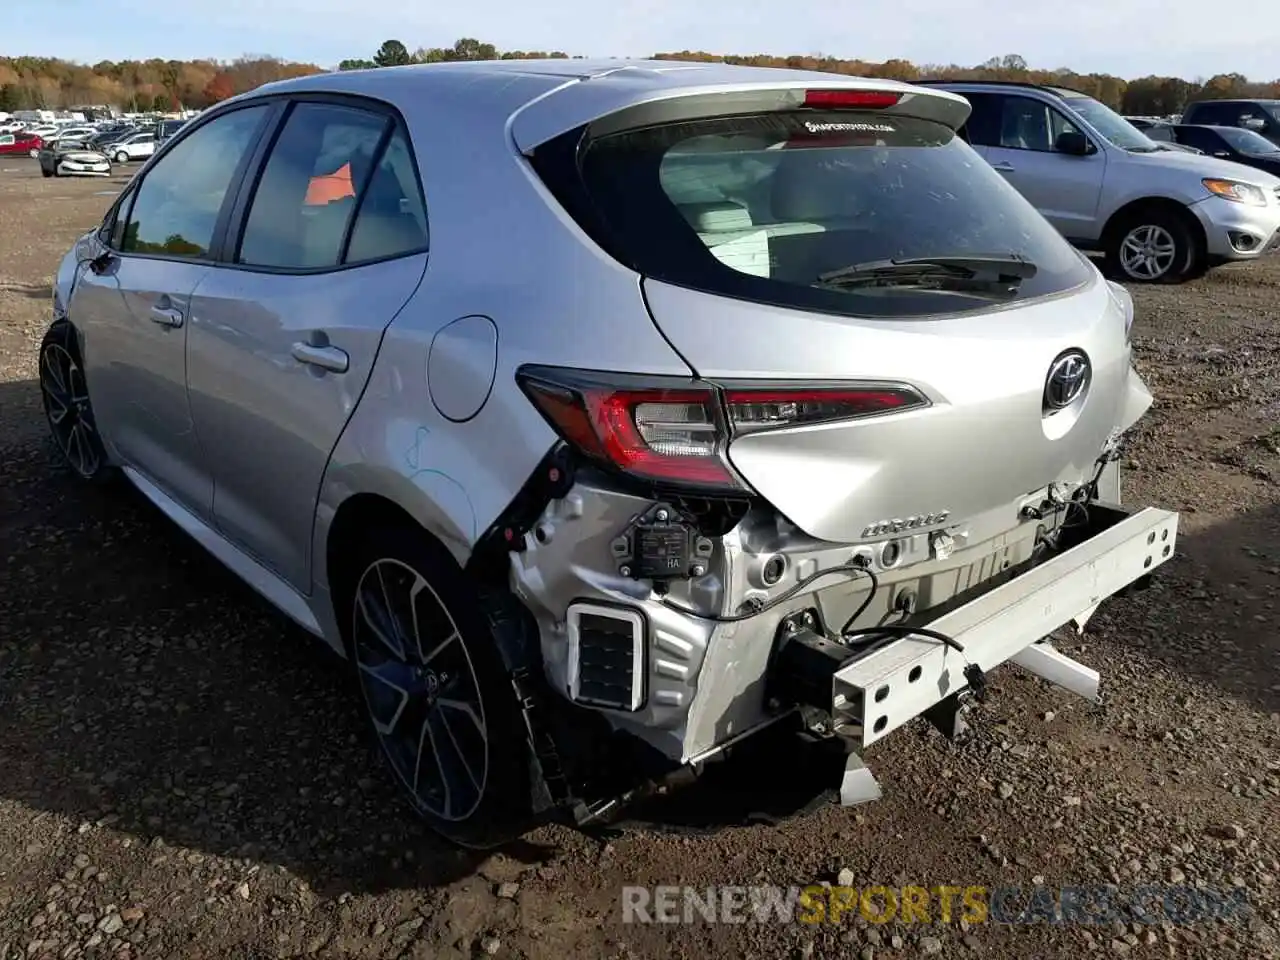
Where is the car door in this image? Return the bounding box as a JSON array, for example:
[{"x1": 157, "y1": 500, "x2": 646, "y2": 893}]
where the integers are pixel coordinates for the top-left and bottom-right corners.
[
  {"x1": 71, "y1": 103, "x2": 274, "y2": 519},
  {"x1": 970, "y1": 93, "x2": 1107, "y2": 242},
  {"x1": 185, "y1": 98, "x2": 430, "y2": 590}
]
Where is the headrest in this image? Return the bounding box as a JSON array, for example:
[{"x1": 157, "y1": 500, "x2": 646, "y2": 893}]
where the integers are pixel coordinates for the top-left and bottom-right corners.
[{"x1": 679, "y1": 201, "x2": 754, "y2": 235}]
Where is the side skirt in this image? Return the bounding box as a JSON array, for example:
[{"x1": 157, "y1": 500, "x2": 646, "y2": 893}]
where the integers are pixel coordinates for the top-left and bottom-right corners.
[{"x1": 121, "y1": 466, "x2": 325, "y2": 639}]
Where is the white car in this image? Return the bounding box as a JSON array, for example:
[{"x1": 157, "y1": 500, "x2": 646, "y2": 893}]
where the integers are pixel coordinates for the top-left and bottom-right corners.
[{"x1": 110, "y1": 131, "x2": 156, "y2": 163}]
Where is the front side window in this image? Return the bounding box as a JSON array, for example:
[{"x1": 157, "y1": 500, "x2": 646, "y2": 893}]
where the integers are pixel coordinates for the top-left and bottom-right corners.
[
  {"x1": 1063, "y1": 96, "x2": 1157, "y2": 152},
  {"x1": 120, "y1": 104, "x2": 269, "y2": 259},
  {"x1": 561, "y1": 110, "x2": 1092, "y2": 319},
  {"x1": 236, "y1": 102, "x2": 397, "y2": 270},
  {"x1": 1214, "y1": 125, "x2": 1280, "y2": 155}
]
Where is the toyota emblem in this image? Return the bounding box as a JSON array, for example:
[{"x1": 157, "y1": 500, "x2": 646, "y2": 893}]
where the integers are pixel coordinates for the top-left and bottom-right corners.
[{"x1": 1044, "y1": 350, "x2": 1091, "y2": 412}]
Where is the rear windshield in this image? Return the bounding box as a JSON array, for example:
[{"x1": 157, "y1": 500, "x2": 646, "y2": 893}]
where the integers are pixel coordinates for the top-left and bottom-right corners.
[{"x1": 542, "y1": 110, "x2": 1092, "y2": 318}]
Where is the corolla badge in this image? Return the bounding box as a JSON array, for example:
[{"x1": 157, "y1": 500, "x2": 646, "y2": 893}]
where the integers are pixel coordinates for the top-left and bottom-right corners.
[
  {"x1": 1044, "y1": 350, "x2": 1091, "y2": 411},
  {"x1": 862, "y1": 512, "x2": 950, "y2": 538}
]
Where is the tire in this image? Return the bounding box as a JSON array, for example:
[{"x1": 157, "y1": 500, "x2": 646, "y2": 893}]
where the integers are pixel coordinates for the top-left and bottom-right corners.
[
  {"x1": 29, "y1": 147, "x2": 39, "y2": 159},
  {"x1": 39, "y1": 320, "x2": 114, "y2": 484},
  {"x1": 1104, "y1": 208, "x2": 1201, "y2": 284},
  {"x1": 114, "y1": 152, "x2": 128, "y2": 164},
  {"x1": 344, "y1": 526, "x2": 534, "y2": 848}
]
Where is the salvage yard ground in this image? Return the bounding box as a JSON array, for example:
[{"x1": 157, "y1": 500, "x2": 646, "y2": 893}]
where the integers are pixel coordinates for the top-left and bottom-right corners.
[{"x1": 0, "y1": 166, "x2": 1278, "y2": 960}]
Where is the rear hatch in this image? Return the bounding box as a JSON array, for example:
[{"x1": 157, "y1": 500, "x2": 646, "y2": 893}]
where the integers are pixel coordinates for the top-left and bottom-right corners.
[{"x1": 526, "y1": 82, "x2": 1133, "y2": 543}]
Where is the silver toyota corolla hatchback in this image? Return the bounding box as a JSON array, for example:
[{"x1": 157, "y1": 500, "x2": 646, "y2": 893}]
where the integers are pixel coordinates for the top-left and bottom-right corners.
[{"x1": 42, "y1": 60, "x2": 1179, "y2": 847}]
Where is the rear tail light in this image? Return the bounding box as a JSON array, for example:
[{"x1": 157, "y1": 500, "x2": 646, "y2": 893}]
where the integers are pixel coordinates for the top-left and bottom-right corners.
[
  {"x1": 518, "y1": 366, "x2": 928, "y2": 491},
  {"x1": 724, "y1": 387, "x2": 924, "y2": 436}
]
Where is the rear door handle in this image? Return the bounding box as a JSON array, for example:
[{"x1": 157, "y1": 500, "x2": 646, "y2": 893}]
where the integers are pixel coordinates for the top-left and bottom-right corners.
[
  {"x1": 149, "y1": 305, "x2": 184, "y2": 327},
  {"x1": 991, "y1": 162, "x2": 1015, "y2": 173},
  {"x1": 291, "y1": 342, "x2": 349, "y2": 373}
]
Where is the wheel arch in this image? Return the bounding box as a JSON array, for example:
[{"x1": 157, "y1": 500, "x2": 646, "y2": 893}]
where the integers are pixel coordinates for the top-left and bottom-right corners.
[
  {"x1": 317, "y1": 481, "x2": 472, "y2": 652},
  {"x1": 1100, "y1": 197, "x2": 1207, "y2": 263}
]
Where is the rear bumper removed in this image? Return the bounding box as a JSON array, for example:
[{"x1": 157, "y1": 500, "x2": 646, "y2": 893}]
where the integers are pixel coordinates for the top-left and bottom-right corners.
[
  {"x1": 510, "y1": 464, "x2": 1178, "y2": 820},
  {"x1": 804, "y1": 501, "x2": 1177, "y2": 802}
]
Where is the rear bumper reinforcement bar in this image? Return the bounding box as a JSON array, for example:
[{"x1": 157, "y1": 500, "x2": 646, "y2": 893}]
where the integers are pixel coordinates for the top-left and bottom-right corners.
[{"x1": 830, "y1": 503, "x2": 1178, "y2": 762}]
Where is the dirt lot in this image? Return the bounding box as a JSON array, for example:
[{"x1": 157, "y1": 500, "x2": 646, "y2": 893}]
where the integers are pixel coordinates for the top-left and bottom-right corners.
[{"x1": 0, "y1": 162, "x2": 1278, "y2": 960}]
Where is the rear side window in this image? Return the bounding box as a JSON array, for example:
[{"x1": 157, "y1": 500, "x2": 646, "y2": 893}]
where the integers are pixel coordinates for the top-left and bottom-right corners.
[
  {"x1": 545, "y1": 110, "x2": 1092, "y2": 318},
  {"x1": 237, "y1": 102, "x2": 427, "y2": 270},
  {"x1": 345, "y1": 129, "x2": 429, "y2": 263},
  {"x1": 1187, "y1": 102, "x2": 1229, "y2": 124}
]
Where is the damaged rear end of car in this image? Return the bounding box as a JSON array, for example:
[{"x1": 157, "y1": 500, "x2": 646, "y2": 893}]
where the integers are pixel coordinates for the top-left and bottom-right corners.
[{"x1": 479, "y1": 74, "x2": 1178, "y2": 824}]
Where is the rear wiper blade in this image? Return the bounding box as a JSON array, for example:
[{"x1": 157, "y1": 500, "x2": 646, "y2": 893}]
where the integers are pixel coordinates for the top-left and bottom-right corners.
[{"x1": 817, "y1": 255, "x2": 1038, "y2": 290}]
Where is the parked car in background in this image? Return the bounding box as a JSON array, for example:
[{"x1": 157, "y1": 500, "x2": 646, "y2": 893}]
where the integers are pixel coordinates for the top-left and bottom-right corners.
[
  {"x1": 1182, "y1": 99, "x2": 1280, "y2": 148},
  {"x1": 42, "y1": 60, "x2": 1179, "y2": 846},
  {"x1": 1170, "y1": 125, "x2": 1280, "y2": 178},
  {"x1": 89, "y1": 130, "x2": 135, "y2": 150},
  {"x1": 920, "y1": 80, "x2": 1280, "y2": 283},
  {"x1": 154, "y1": 118, "x2": 188, "y2": 143},
  {"x1": 38, "y1": 139, "x2": 112, "y2": 178},
  {"x1": 47, "y1": 126, "x2": 99, "y2": 143},
  {"x1": 1126, "y1": 119, "x2": 1203, "y2": 154},
  {"x1": 108, "y1": 130, "x2": 156, "y2": 163},
  {"x1": 0, "y1": 131, "x2": 44, "y2": 158}
]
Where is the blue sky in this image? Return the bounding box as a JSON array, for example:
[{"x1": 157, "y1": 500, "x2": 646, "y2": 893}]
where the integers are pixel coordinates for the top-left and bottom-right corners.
[{"x1": 5, "y1": 0, "x2": 1279, "y2": 81}]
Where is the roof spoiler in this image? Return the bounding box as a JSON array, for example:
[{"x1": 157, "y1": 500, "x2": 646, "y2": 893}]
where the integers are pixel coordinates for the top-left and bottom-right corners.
[{"x1": 512, "y1": 80, "x2": 972, "y2": 154}]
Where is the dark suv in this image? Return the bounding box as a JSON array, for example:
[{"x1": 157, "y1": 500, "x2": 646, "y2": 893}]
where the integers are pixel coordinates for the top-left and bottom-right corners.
[{"x1": 1182, "y1": 99, "x2": 1280, "y2": 148}]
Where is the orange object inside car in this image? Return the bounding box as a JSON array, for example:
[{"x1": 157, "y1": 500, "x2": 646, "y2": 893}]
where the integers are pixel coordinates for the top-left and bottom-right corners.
[{"x1": 304, "y1": 162, "x2": 355, "y2": 205}]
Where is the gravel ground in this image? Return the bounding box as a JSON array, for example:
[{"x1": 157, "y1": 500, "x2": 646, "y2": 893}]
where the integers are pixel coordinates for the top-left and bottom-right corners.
[{"x1": 0, "y1": 164, "x2": 1277, "y2": 960}]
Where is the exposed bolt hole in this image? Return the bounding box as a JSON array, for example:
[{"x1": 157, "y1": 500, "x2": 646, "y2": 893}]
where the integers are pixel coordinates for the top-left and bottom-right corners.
[
  {"x1": 1147, "y1": 532, "x2": 1155, "y2": 545},
  {"x1": 762, "y1": 554, "x2": 786, "y2": 586},
  {"x1": 908, "y1": 666, "x2": 922, "y2": 683},
  {"x1": 1161, "y1": 528, "x2": 1169, "y2": 541},
  {"x1": 874, "y1": 685, "x2": 889, "y2": 703},
  {"x1": 873, "y1": 715, "x2": 888, "y2": 734},
  {"x1": 1162, "y1": 545, "x2": 1170, "y2": 557},
  {"x1": 1143, "y1": 555, "x2": 1152, "y2": 568},
  {"x1": 534, "y1": 526, "x2": 548, "y2": 544}
]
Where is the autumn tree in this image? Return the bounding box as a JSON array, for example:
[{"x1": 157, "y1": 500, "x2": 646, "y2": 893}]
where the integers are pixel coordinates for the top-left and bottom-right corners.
[
  {"x1": 203, "y1": 71, "x2": 235, "y2": 103},
  {"x1": 2, "y1": 44, "x2": 1278, "y2": 113}
]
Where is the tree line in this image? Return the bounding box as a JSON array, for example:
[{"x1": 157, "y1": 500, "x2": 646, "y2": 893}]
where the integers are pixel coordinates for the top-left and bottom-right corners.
[{"x1": 2, "y1": 41, "x2": 1277, "y2": 116}]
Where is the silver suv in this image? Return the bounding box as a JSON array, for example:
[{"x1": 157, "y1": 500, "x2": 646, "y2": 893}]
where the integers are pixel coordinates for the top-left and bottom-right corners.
[
  {"x1": 924, "y1": 80, "x2": 1280, "y2": 283},
  {"x1": 43, "y1": 60, "x2": 1178, "y2": 846}
]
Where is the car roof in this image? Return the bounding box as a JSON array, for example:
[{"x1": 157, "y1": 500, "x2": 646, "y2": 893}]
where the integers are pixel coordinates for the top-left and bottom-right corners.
[
  {"x1": 245, "y1": 58, "x2": 969, "y2": 152},
  {"x1": 1187, "y1": 98, "x2": 1280, "y2": 107},
  {"x1": 914, "y1": 79, "x2": 1089, "y2": 99}
]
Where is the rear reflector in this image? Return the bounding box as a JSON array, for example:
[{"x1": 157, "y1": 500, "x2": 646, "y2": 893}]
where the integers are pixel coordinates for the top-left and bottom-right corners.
[
  {"x1": 518, "y1": 366, "x2": 929, "y2": 493},
  {"x1": 802, "y1": 90, "x2": 903, "y2": 109}
]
